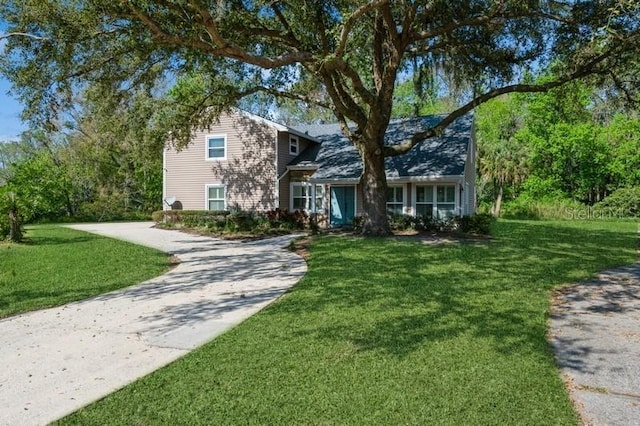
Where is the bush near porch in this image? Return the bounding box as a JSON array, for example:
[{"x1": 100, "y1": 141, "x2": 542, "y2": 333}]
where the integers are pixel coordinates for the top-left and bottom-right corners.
[{"x1": 152, "y1": 208, "x2": 310, "y2": 237}]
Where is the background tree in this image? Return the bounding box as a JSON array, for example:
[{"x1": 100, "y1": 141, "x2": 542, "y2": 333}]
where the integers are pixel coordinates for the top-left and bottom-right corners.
[
  {"x1": 476, "y1": 76, "x2": 640, "y2": 214},
  {"x1": 0, "y1": 189, "x2": 23, "y2": 242},
  {"x1": 476, "y1": 94, "x2": 528, "y2": 216},
  {"x1": 2, "y1": 1, "x2": 640, "y2": 234},
  {"x1": 65, "y1": 88, "x2": 165, "y2": 217}
]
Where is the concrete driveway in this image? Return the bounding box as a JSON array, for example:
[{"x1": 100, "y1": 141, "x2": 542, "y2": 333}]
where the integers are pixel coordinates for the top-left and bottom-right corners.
[
  {"x1": 0, "y1": 222, "x2": 307, "y2": 426},
  {"x1": 550, "y1": 263, "x2": 640, "y2": 425}
]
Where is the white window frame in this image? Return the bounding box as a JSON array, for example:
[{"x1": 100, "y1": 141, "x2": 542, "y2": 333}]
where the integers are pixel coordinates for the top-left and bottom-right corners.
[
  {"x1": 205, "y1": 134, "x2": 227, "y2": 161},
  {"x1": 413, "y1": 184, "x2": 435, "y2": 218},
  {"x1": 314, "y1": 184, "x2": 325, "y2": 213},
  {"x1": 412, "y1": 183, "x2": 459, "y2": 218},
  {"x1": 290, "y1": 182, "x2": 324, "y2": 212},
  {"x1": 205, "y1": 184, "x2": 227, "y2": 211},
  {"x1": 435, "y1": 184, "x2": 457, "y2": 219},
  {"x1": 386, "y1": 184, "x2": 406, "y2": 215},
  {"x1": 289, "y1": 135, "x2": 299, "y2": 155}
]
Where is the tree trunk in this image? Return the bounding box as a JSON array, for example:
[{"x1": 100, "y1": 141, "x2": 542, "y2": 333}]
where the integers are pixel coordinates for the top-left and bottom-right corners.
[
  {"x1": 8, "y1": 207, "x2": 22, "y2": 243},
  {"x1": 493, "y1": 185, "x2": 504, "y2": 217},
  {"x1": 359, "y1": 146, "x2": 391, "y2": 236}
]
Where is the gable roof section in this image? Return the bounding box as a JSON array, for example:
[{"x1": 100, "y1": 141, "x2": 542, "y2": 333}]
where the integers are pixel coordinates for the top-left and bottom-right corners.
[
  {"x1": 291, "y1": 114, "x2": 473, "y2": 181},
  {"x1": 238, "y1": 109, "x2": 321, "y2": 141}
]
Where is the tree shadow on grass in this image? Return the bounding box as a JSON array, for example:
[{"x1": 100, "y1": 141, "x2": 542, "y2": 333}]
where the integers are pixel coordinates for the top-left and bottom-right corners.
[
  {"x1": 266, "y1": 220, "x2": 638, "y2": 362},
  {"x1": 21, "y1": 225, "x2": 97, "y2": 246}
]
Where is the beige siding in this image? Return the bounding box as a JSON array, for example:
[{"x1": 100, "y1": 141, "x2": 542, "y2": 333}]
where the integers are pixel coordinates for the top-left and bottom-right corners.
[
  {"x1": 164, "y1": 111, "x2": 277, "y2": 211},
  {"x1": 278, "y1": 174, "x2": 290, "y2": 210},
  {"x1": 276, "y1": 132, "x2": 316, "y2": 210},
  {"x1": 276, "y1": 132, "x2": 314, "y2": 175}
]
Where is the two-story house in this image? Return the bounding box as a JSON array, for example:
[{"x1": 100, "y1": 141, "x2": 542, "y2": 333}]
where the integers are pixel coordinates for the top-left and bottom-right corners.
[{"x1": 163, "y1": 109, "x2": 476, "y2": 226}]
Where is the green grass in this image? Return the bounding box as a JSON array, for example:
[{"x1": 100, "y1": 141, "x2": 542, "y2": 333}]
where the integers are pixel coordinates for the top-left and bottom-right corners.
[
  {"x1": 60, "y1": 219, "x2": 637, "y2": 425},
  {"x1": 0, "y1": 225, "x2": 169, "y2": 318}
]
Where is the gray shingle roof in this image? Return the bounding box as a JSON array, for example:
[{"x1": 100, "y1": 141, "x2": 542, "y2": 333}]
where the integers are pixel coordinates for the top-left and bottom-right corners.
[{"x1": 290, "y1": 114, "x2": 473, "y2": 181}]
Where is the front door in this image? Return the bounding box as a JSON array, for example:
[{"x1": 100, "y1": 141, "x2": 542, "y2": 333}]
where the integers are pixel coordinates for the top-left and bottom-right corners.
[{"x1": 330, "y1": 186, "x2": 355, "y2": 226}]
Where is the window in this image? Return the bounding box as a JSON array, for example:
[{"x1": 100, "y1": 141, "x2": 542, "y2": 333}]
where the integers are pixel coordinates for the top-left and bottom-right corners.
[
  {"x1": 415, "y1": 185, "x2": 434, "y2": 218},
  {"x1": 289, "y1": 135, "x2": 299, "y2": 155},
  {"x1": 414, "y1": 184, "x2": 457, "y2": 218},
  {"x1": 315, "y1": 185, "x2": 325, "y2": 212},
  {"x1": 386, "y1": 186, "x2": 404, "y2": 215},
  {"x1": 291, "y1": 182, "x2": 324, "y2": 211},
  {"x1": 292, "y1": 183, "x2": 309, "y2": 210},
  {"x1": 207, "y1": 185, "x2": 226, "y2": 211},
  {"x1": 437, "y1": 185, "x2": 456, "y2": 218},
  {"x1": 206, "y1": 135, "x2": 226, "y2": 160}
]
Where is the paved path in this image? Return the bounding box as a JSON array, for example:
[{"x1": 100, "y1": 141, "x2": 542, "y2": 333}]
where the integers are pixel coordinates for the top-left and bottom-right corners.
[
  {"x1": 550, "y1": 262, "x2": 640, "y2": 425},
  {"x1": 0, "y1": 222, "x2": 306, "y2": 426}
]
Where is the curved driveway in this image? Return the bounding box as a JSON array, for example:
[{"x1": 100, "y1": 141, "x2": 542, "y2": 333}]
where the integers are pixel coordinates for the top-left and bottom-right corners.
[
  {"x1": 0, "y1": 222, "x2": 306, "y2": 426},
  {"x1": 550, "y1": 262, "x2": 640, "y2": 425}
]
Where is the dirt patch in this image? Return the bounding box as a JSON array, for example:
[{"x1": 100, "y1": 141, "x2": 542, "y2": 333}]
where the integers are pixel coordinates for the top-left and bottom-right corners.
[
  {"x1": 289, "y1": 235, "x2": 312, "y2": 261},
  {"x1": 166, "y1": 254, "x2": 181, "y2": 271}
]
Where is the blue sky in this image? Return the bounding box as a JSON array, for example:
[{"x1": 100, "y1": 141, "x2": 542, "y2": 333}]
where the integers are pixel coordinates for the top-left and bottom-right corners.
[
  {"x1": 0, "y1": 75, "x2": 26, "y2": 141},
  {"x1": 1, "y1": 21, "x2": 28, "y2": 141}
]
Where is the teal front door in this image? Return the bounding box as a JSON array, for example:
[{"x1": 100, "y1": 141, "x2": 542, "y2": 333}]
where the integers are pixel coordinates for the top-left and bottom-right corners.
[{"x1": 330, "y1": 186, "x2": 355, "y2": 226}]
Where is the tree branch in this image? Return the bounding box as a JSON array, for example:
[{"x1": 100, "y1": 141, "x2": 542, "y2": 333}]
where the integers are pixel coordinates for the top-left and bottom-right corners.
[
  {"x1": 384, "y1": 50, "x2": 619, "y2": 156},
  {"x1": 270, "y1": 2, "x2": 303, "y2": 50},
  {"x1": 0, "y1": 32, "x2": 50, "y2": 42},
  {"x1": 322, "y1": 71, "x2": 367, "y2": 127},
  {"x1": 245, "y1": 86, "x2": 333, "y2": 110},
  {"x1": 336, "y1": 0, "x2": 389, "y2": 58},
  {"x1": 128, "y1": 3, "x2": 312, "y2": 69},
  {"x1": 322, "y1": 57, "x2": 376, "y2": 106}
]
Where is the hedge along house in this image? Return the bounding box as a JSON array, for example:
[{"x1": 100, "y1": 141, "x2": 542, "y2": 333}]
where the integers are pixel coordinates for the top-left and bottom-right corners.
[{"x1": 163, "y1": 110, "x2": 476, "y2": 226}]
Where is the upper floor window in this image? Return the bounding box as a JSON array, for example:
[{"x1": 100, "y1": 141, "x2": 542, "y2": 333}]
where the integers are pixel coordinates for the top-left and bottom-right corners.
[
  {"x1": 289, "y1": 135, "x2": 299, "y2": 155},
  {"x1": 206, "y1": 135, "x2": 226, "y2": 160}
]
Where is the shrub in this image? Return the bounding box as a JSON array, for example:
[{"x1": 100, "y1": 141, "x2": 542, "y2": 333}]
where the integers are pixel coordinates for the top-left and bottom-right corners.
[
  {"x1": 388, "y1": 214, "x2": 461, "y2": 233},
  {"x1": 352, "y1": 215, "x2": 365, "y2": 232},
  {"x1": 228, "y1": 211, "x2": 256, "y2": 231},
  {"x1": 265, "y1": 208, "x2": 309, "y2": 230},
  {"x1": 501, "y1": 198, "x2": 585, "y2": 220},
  {"x1": 151, "y1": 210, "x2": 230, "y2": 227},
  {"x1": 594, "y1": 186, "x2": 640, "y2": 218},
  {"x1": 455, "y1": 213, "x2": 496, "y2": 235},
  {"x1": 388, "y1": 213, "x2": 415, "y2": 231}
]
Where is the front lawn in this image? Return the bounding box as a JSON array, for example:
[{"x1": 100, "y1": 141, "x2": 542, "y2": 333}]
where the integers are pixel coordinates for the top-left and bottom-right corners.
[
  {"x1": 0, "y1": 225, "x2": 169, "y2": 318},
  {"x1": 61, "y1": 220, "x2": 637, "y2": 425}
]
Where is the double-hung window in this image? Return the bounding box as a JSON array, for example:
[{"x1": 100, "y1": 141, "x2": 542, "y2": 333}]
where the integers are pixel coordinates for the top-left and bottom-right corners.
[
  {"x1": 289, "y1": 135, "x2": 299, "y2": 155},
  {"x1": 386, "y1": 186, "x2": 404, "y2": 215},
  {"x1": 415, "y1": 184, "x2": 457, "y2": 218},
  {"x1": 292, "y1": 183, "x2": 309, "y2": 210},
  {"x1": 436, "y1": 185, "x2": 456, "y2": 218},
  {"x1": 207, "y1": 185, "x2": 226, "y2": 211},
  {"x1": 415, "y1": 185, "x2": 434, "y2": 218},
  {"x1": 314, "y1": 185, "x2": 325, "y2": 212},
  {"x1": 206, "y1": 135, "x2": 226, "y2": 160},
  {"x1": 291, "y1": 182, "x2": 324, "y2": 212}
]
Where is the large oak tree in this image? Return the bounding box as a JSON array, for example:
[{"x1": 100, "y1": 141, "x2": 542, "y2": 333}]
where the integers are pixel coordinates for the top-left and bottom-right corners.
[{"x1": 1, "y1": 1, "x2": 639, "y2": 235}]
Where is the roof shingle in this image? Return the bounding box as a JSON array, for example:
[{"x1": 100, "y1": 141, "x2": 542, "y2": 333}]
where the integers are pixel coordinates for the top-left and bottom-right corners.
[{"x1": 291, "y1": 114, "x2": 473, "y2": 181}]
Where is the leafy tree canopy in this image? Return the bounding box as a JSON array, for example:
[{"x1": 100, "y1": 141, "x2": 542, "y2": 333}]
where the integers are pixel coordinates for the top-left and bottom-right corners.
[{"x1": 1, "y1": 0, "x2": 640, "y2": 234}]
